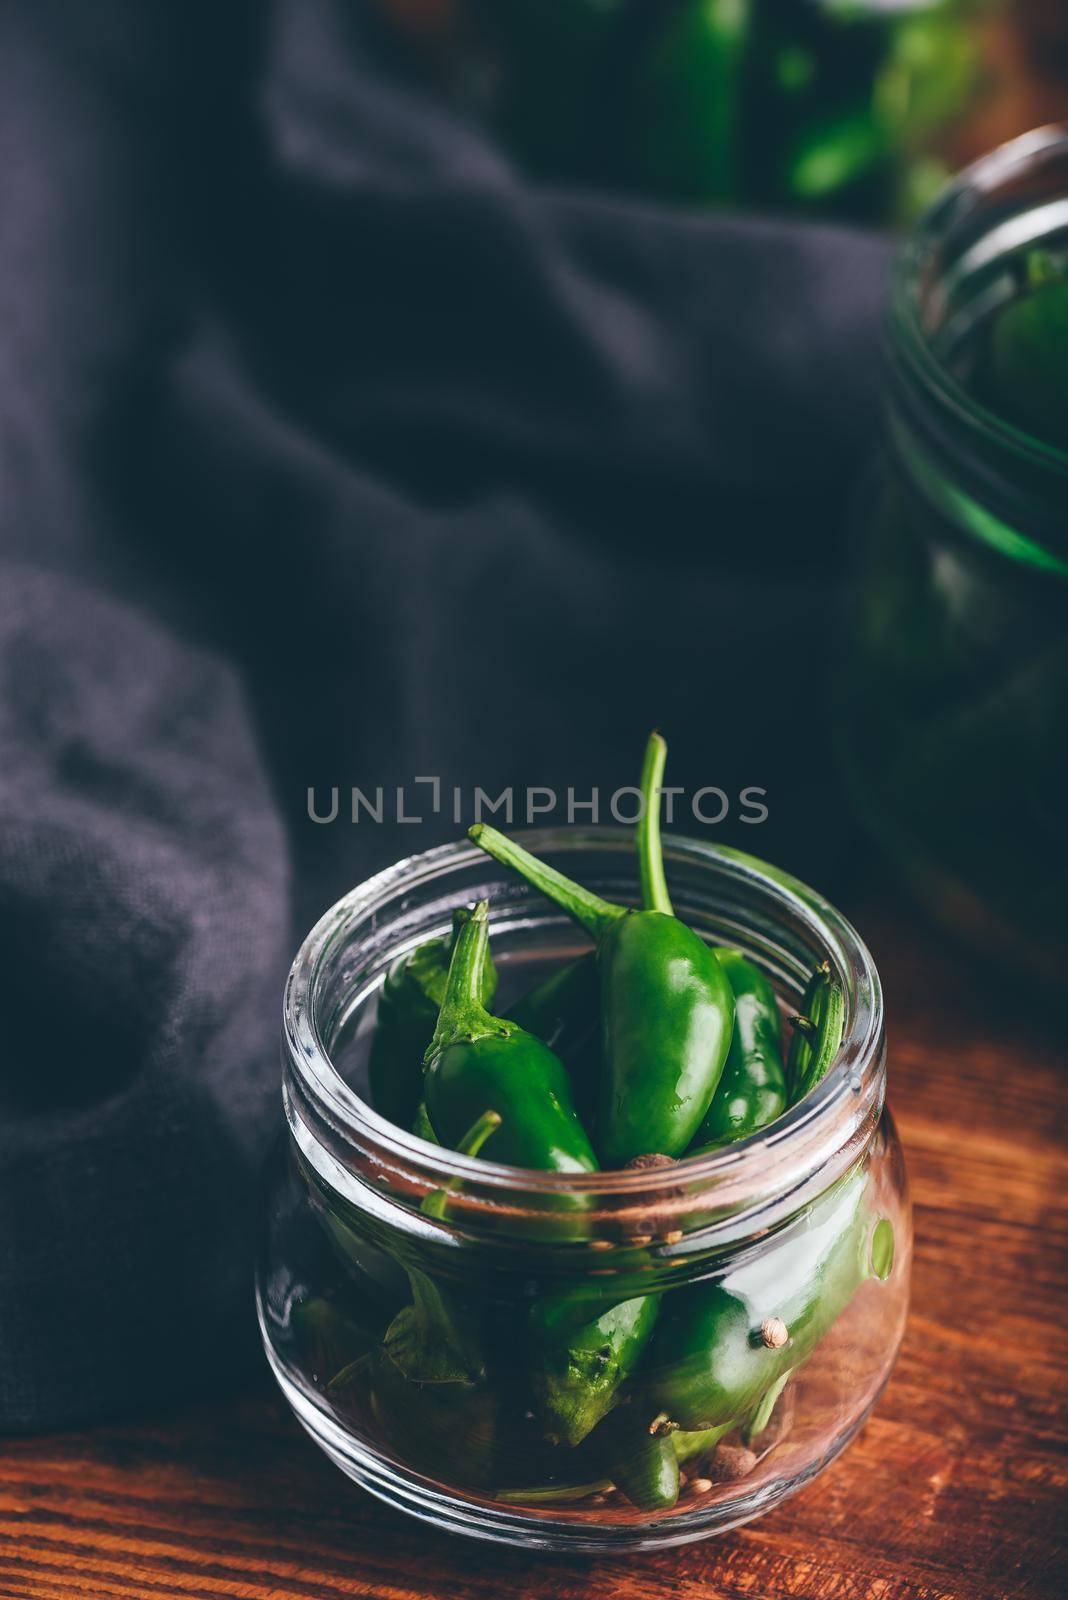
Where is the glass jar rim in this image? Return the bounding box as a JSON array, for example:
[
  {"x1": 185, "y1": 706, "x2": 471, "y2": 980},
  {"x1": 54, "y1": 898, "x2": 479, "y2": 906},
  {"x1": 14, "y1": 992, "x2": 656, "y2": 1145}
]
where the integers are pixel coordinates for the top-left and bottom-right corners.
[
  {"x1": 282, "y1": 828, "x2": 884, "y2": 1218},
  {"x1": 890, "y1": 121, "x2": 1068, "y2": 479}
]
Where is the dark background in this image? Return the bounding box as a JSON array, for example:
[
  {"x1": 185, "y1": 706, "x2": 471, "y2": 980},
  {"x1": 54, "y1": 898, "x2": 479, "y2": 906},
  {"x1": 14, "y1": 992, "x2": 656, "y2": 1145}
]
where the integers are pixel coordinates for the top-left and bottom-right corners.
[{"x1": 0, "y1": 0, "x2": 1062, "y2": 1434}]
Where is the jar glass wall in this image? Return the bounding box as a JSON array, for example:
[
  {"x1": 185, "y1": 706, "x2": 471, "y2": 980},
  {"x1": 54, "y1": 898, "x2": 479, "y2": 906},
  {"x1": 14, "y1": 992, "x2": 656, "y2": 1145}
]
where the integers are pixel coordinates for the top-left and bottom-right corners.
[
  {"x1": 840, "y1": 126, "x2": 1068, "y2": 986},
  {"x1": 257, "y1": 830, "x2": 909, "y2": 1551}
]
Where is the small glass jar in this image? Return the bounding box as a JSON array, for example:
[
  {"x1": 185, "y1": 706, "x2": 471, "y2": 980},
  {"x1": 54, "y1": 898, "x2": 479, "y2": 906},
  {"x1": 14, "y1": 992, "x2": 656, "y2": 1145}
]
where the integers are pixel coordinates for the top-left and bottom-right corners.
[
  {"x1": 257, "y1": 829, "x2": 909, "y2": 1552},
  {"x1": 839, "y1": 125, "x2": 1068, "y2": 986}
]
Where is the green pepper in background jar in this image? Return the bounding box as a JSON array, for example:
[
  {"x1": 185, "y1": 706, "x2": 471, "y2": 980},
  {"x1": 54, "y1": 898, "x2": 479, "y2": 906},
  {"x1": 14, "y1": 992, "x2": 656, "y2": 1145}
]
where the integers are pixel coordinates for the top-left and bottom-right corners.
[
  {"x1": 635, "y1": 0, "x2": 751, "y2": 203},
  {"x1": 760, "y1": 0, "x2": 986, "y2": 222},
  {"x1": 375, "y1": 0, "x2": 991, "y2": 225}
]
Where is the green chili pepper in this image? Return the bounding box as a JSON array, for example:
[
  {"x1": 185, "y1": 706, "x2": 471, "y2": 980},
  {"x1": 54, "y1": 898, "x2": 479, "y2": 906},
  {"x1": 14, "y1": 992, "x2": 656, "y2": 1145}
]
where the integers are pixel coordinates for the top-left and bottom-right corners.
[
  {"x1": 530, "y1": 1291, "x2": 660, "y2": 1449},
  {"x1": 469, "y1": 734, "x2": 734, "y2": 1164},
  {"x1": 786, "y1": 961, "x2": 829, "y2": 1095},
  {"x1": 688, "y1": 948, "x2": 787, "y2": 1148},
  {"x1": 647, "y1": 1164, "x2": 874, "y2": 1432},
  {"x1": 410, "y1": 1100, "x2": 438, "y2": 1144},
  {"x1": 371, "y1": 1108, "x2": 503, "y2": 1488},
  {"x1": 787, "y1": 960, "x2": 845, "y2": 1104},
  {"x1": 371, "y1": 1346, "x2": 501, "y2": 1489},
  {"x1": 510, "y1": 950, "x2": 598, "y2": 1054},
  {"x1": 524, "y1": 738, "x2": 691, "y2": 1447},
  {"x1": 743, "y1": 1370, "x2": 791, "y2": 1446},
  {"x1": 423, "y1": 903, "x2": 599, "y2": 1175},
  {"x1": 672, "y1": 1418, "x2": 738, "y2": 1464},
  {"x1": 291, "y1": 1295, "x2": 373, "y2": 1403},
  {"x1": 486, "y1": 736, "x2": 724, "y2": 1460},
  {"x1": 509, "y1": 950, "x2": 601, "y2": 1117},
  {"x1": 496, "y1": 1418, "x2": 740, "y2": 1509},
  {"x1": 636, "y1": 0, "x2": 751, "y2": 204},
  {"x1": 593, "y1": 1403, "x2": 680, "y2": 1512},
  {"x1": 369, "y1": 906, "x2": 498, "y2": 1129},
  {"x1": 783, "y1": 108, "x2": 888, "y2": 204},
  {"x1": 381, "y1": 1108, "x2": 502, "y2": 1388}
]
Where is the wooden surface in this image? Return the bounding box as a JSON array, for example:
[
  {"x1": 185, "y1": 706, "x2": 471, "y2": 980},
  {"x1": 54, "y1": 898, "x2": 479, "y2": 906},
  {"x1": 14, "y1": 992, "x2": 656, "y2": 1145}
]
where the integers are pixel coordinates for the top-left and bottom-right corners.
[{"x1": 2, "y1": 890, "x2": 1066, "y2": 1600}]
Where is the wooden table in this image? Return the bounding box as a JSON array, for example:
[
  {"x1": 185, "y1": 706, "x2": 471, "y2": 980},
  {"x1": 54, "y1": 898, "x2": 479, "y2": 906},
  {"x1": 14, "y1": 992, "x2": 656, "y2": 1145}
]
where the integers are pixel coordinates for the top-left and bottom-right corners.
[{"x1": 2, "y1": 891, "x2": 1065, "y2": 1600}]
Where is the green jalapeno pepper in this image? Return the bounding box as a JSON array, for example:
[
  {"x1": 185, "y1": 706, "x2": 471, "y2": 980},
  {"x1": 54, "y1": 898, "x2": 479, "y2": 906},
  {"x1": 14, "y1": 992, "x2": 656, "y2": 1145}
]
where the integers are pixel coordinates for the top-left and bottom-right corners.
[
  {"x1": 787, "y1": 959, "x2": 845, "y2": 1105},
  {"x1": 509, "y1": 950, "x2": 601, "y2": 1118},
  {"x1": 371, "y1": 1109, "x2": 503, "y2": 1487},
  {"x1": 292, "y1": 1294, "x2": 373, "y2": 1405},
  {"x1": 592, "y1": 1411, "x2": 747, "y2": 1513},
  {"x1": 369, "y1": 906, "x2": 498, "y2": 1128},
  {"x1": 673, "y1": 1418, "x2": 739, "y2": 1463},
  {"x1": 498, "y1": 736, "x2": 719, "y2": 1452},
  {"x1": 510, "y1": 949, "x2": 599, "y2": 1055},
  {"x1": 743, "y1": 1369, "x2": 792, "y2": 1446},
  {"x1": 370, "y1": 1343, "x2": 501, "y2": 1489},
  {"x1": 469, "y1": 734, "x2": 734, "y2": 1163},
  {"x1": 636, "y1": 0, "x2": 751, "y2": 204},
  {"x1": 423, "y1": 902, "x2": 598, "y2": 1175},
  {"x1": 647, "y1": 1164, "x2": 877, "y2": 1432},
  {"x1": 529, "y1": 1291, "x2": 660, "y2": 1449},
  {"x1": 410, "y1": 1100, "x2": 438, "y2": 1144},
  {"x1": 509, "y1": 949, "x2": 601, "y2": 1137},
  {"x1": 525, "y1": 738, "x2": 689, "y2": 1448},
  {"x1": 380, "y1": 1108, "x2": 502, "y2": 1388},
  {"x1": 592, "y1": 1403, "x2": 680, "y2": 1512},
  {"x1": 688, "y1": 948, "x2": 787, "y2": 1148}
]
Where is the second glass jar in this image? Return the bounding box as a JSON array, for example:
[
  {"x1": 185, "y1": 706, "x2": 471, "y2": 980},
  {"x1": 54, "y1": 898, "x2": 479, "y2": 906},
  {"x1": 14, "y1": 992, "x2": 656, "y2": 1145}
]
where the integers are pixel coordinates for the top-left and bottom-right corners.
[{"x1": 839, "y1": 125, "x2": 1068, "y2": 985}]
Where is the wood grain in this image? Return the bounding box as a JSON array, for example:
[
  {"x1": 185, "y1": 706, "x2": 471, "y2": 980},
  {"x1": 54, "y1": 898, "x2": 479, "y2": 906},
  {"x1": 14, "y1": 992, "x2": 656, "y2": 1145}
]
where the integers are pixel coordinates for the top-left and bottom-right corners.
[{"x1": 1, "y1": 887, "x2": 1065, "y2": 1600}]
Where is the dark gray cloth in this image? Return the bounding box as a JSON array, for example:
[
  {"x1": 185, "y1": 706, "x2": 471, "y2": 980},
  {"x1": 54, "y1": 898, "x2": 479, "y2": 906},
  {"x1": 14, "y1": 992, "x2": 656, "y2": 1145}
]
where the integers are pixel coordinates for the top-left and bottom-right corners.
[{"x1": 0, "y1": 0, "x2": 890, "y2": 1429}]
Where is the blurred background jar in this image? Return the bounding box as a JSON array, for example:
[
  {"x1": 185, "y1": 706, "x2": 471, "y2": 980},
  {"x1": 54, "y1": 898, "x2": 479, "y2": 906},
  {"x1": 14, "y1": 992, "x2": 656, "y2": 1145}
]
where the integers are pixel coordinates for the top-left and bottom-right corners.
[
  {"x1": 838, "y1": 126, "x2": 1068, "y2": 985},
  {"x1": 367, "y1": 1, "x2": 1066, "y2": 225}
]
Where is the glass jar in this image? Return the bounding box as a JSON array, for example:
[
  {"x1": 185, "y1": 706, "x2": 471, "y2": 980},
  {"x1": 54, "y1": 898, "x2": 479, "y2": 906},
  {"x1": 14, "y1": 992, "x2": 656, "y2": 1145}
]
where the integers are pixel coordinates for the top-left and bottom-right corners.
[
  {"x1": 839, "y1": 125, "x2": 1068, "y2": 987},
  {"x1": 257, "y1": 829, "x2": 909, "y2": 1551}
]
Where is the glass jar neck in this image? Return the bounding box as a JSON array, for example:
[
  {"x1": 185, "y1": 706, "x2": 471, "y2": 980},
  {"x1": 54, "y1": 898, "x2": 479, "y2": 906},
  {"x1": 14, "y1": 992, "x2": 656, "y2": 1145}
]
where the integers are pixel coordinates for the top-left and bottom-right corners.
[
  {"x1": 888, "y1": 124, "x2": 1068, "y2": 575},
  {"x1": 282, "y1": 831, "x2": 885, "y2": 1268}
]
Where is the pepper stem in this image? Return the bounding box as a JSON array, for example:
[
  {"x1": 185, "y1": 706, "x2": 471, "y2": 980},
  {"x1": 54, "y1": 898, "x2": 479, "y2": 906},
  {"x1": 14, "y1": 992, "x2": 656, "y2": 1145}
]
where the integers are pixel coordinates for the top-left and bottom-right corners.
[
  {"x1": 425, "y1": 900, "x2": 493, "y2": 1060},
  {"x1": 637, "y1": 731, "x2": 673, "y2": 916},
  {"x1": 469, "y1": 825, "x2": 625, "y2": 942},
  {"x1": 422, "y1": 1109, "x2": 502, "y2": 1221},
  {"x1": 456, "y1": 1108, "x2": 502, "y2": 1159}
]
